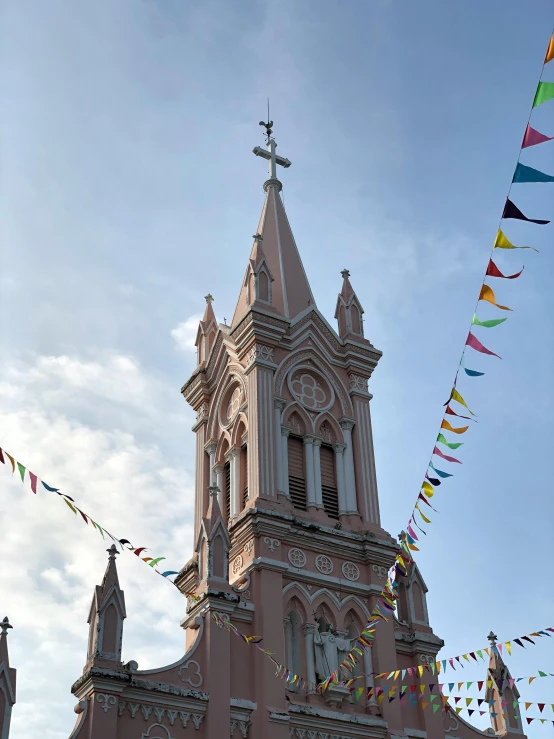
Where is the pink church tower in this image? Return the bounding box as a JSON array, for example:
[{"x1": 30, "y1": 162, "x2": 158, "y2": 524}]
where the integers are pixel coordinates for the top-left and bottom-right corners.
[
  {"x1": 0, "y1": 617, "x2": 16, "y2": 739},
  {"x1": 57, "y1": 122, "x2": 528, "y2": 739}
]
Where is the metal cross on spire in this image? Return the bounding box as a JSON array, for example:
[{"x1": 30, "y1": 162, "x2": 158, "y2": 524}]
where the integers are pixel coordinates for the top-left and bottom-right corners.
[
  {"x1": 1, "y1": 616, "x2": 13, "y2": 636},
  {"x1": 107, "y1": 544, "x2": 119, "y2": 561},
  {"x1": 253, "y1": 117, "x2": 291, "y2": 184},
  {"x1": 487, "y1": 631, "x2": 498, "y2": 646}
]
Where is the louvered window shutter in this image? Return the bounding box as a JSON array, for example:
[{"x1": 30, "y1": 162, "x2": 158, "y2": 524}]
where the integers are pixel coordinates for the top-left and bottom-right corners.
[
  {"x1": 224, "y1": 460, "x2": 231, "y2": 522},
  {"x1": 320, "y1": 445, "x2": 339, "y2": 519},
  {"x1": 288, "y1": 436, "x2": 307, "y2": 510},
  {"x1": 242, "y1": 445, "x2": 248, "y2": 506}
]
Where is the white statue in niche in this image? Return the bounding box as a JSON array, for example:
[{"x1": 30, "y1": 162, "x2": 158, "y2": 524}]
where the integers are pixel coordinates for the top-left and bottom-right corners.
[{"x1": 313, "y1": 621, "x2": 351, "y2": 679}]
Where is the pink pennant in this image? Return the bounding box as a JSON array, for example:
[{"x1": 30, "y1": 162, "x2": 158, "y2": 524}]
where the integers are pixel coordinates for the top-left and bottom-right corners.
[
  {"x1": 466, "y1": 332, "x2": 501, "y2": 359},
  {"x1": 28, "y1": 471, "x2": 38, "y2": 494},
  {"x1": 433, "y1": 446, "x2": 462, "y2": 464},
  {"x1": 407, "y1": 524, "x2": 419, "y2": 541},
  {"x1": 522, "y1": 124, "x2": 554, "y2": 149}
]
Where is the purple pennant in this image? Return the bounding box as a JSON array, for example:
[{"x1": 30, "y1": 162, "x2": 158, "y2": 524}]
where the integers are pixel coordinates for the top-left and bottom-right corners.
[
  {"x1": 425, "y1": 474, "x2": 441, "y2": 486},
  {"x1": 502, "y1": 198, "x2": 549, "y2": 225},
  {"x1": 522, "y1": 123, "x2": 554, "y2": 149}
]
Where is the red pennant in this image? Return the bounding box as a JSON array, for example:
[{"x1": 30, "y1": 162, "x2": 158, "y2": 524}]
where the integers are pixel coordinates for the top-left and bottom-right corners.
[
  {"x1": 29, "y1": 471, "x2": 38, "y2": 494},
  {"x1": 486, "y1": 259, "x2": 524, "y2": 280},
  {"x1": 445, "y1": 405, "x2": 474, "y2": 421},
  {"x1": 0, "y1": 448, "x2": 4, "y2": 464},
  {"x1": 538, "y1": 704, "x2": 545, "y2": 713}
]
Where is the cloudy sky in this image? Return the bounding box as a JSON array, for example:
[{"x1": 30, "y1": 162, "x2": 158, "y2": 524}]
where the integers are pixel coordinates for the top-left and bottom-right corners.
[{"x1": 1, "y1": 1, "x2": 553, "y2": 738}]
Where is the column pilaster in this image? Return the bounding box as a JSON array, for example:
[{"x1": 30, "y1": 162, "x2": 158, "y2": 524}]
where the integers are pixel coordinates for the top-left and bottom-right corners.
[
  {"x1": 213, "y1": 463, "x2": 224, "y2": 514},
  {"x1": 303, "y1": 623, "x2": 317, "y2": 690},
  {"x1": 312, "y1": 438, "x2": 323, "y2": 509},
  {"x1": 340, "y1": 419, "x2": 358, "y2": 514},
  {"x1": 227, "y1": 448, "x2": 241, "y2": 518},
  {"x1": 274, "y1": 398, "x2": 287, "y2": 495},
  {"x1": 281, "y1": 427, "x2": 290, "y2": 497},
  {"x1": 303, "y1": 436, "x2": 316, "y2": 507}
]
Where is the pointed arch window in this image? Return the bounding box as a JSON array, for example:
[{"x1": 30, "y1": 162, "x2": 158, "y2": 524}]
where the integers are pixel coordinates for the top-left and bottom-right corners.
[
  {"x1": 320, "y1": 444, "x2": 339, "y2": 519},
  {"x1": 284, "y1": 609, "x2": 303, "y2": 691},
  {"x1": 288, "y1": 436, "x2": 307, "y2": 510}
]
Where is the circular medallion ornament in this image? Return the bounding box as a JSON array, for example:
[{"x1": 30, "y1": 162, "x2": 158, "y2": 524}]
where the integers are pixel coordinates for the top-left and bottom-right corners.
[
  {"x1": 341, "y1": 561, "x2": 360, "y2": 581},
  {"x1": 287, "y1": 367, "x2": 335, "y2": 413},
  {"x1": 287, "y1": 547, "x2": 307, "y2": 569},
  {"x1": 315, "y1": 554, "x2": 333, "y2": 575},
  {"x1": 227, "y1": 386, "x2": 242, "y2": 423}
]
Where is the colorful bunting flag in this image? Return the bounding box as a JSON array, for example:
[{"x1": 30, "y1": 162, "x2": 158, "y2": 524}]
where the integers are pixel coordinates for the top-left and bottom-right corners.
[
  {"x1": 494, "y1": 228, "x2": 540, "y2": 251},
  {"x1": 479, "y1": 284, "x2": 511, "y2": 311},
  {"x1": 436, "y1": 433, "x2": 463, "y2": 450},
  {"x1": 545, "y1": 35, "x2": 554, "y2": 64},
  {"x1": 532, "y1": 81, "x2": 554, "y2": 108},
  {"x1": 466, "y1": 332, "x2": 501, "y2": 359},
  {"x1": 440, "y1": 419, "x2": 468, "y2": 434},
  {"x1": 486, "y1": 259, "x2": 524, "y2": 280},
  {"x1": 472, "y1": 314, "x2": 507, "y2": 328},
  {"x1": 433, "y1": 446, "x2": 462, "y2": 464},
  {"x1": 512, "y1": 163, "x2": 554, "y2": 183}
]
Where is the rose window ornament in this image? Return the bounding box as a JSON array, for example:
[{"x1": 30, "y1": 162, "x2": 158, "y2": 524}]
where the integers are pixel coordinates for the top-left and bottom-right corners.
[
  {"x1": 315, "y1": 555, "x2": 333, "y2": 575},
  {"x1": 341, "y1": 561, "x2": 360, "y2": 581},
  {"x1": 287, "y1": 548, "x2": 307, "y2": 568},
  {"x1": 227, "y1": 386, "x2": 242, "y2": 422},
  {"x1": 291, "y1": 373, "x2": 327, "y2": 410}
]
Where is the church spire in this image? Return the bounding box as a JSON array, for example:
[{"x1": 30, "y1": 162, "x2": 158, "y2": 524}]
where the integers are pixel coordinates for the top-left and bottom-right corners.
[
  {"x1": 0, "y1": 617, "x2": 16, "y2": 739},
  {"x1": 485, "y1": 630, "x2": 523, "y2": 736},
  {"x1": 232, "y1": 122, "x2": 315, "y2": 326},
  {"x1": 334, "y1": 268, "x2": 368, "y2": 342}
]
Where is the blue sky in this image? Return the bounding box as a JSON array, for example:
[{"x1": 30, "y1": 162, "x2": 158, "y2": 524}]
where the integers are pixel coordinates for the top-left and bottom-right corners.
[{"x1": 1, "y1": 2, "x2": 553, "y2": 738}]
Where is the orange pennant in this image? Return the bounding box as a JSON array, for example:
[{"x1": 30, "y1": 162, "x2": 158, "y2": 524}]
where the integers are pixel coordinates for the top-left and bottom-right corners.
[
  {"x1": 545, "y1": 35, "x2": 554, "y2": 64},
  {"x1": 441, "y1": 419, "x2": 469, "y2": 434},
  {"x1": 479, "y1": 284, "x2": 511, "y2": 311}
]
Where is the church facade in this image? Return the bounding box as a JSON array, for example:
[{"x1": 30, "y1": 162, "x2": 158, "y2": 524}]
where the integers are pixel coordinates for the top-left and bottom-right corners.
[{"x1": 0, "y1": 128, "x2": 526, "y2": 739}]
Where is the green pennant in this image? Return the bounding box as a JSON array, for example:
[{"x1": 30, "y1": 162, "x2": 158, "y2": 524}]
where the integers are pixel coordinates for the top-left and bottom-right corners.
[
  {"x1": 16, "y1": 462, "x2": 26, "y2": 482},
  {"x1": 472, "y1": 314, "x2": 508, "y2": 328},
  {"x1": 436, "y1": 433, "x2": 463, "y2": 450},
  {"x1": 533, "y1": 81, "x2": 554, "y2": 108},
  {"x1": 433, "y1": 703, "x2": 441, "y2": 713},
  {"x1": 430, "y1": 694, "x2": 438, "y2": 702},
  {"x1": 476, "y1": 650, "x2": 484, "y2": 660}
]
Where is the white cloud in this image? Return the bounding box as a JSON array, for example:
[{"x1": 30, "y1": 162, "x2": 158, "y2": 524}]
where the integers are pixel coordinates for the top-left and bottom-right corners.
[
  {"x1": 171, "y1": 314, "x2": 202, "y2": 353},
  {"x1": 0, "y1": 352, "x2": 195, "y2": 739}
]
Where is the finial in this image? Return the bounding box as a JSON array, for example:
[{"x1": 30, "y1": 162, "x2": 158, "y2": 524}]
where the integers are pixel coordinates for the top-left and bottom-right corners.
[
  {"x1": 107, "y1": 544, "x2": 119, "y2": 561},
  {"x1": 341, "y1": 269, "x2": 350, "y2": 279},
  {"x1": 205, "y1": 294, "x2": 214, "y2": 304},
  {"x1": 252, "y1": 233, "x2": 263, "y2": 242},
  {"x1": 208, "y1": 483, "x2": 219, "y2": 499},
  {"x1": 1, "y1": 617, "x2": 13, "y2": 636},
  {"x1": 398, "y1": 530, "x2": 406, "y2": 542},
  {"x1": 487, "y1": 631, "x2": 498, "y2": 646}
]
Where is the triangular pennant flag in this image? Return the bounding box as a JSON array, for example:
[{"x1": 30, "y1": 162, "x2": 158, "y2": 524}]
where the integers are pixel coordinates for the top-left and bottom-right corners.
[
  {"x1": 422, "y1": 481, "x2": 435, "y2": 497},
  {"x1": 433, "y1": 703, "x2": 441, "y2": 713},
  {"x1": 28, "y1": 471, "x2": 38, "y2": 494},
  {"x1": 472, "y1": 314, "x2": 508, "y2": 328},
  {"x1": 5, "y1": 452, "x2": 15, "y2": 474},
  {"x1": 502, "y1": 196, "x2": 550, "y2": 222},
  {"x1": 545, "y1": 35, "x2": 554, "y2": 64},
  {"x1": 466, "y1": 698, "x2": 473, "y2": 707},
  {"x1": 478, "y1": 284, "x2": 512, "y2": 311},
  {"x1": 16, "y1": 462, "x2": 26, "y2": 482},
  {"x1": 0, "y1": 448, "x2": 4, "y2": 465},
  {"x1": 533, "y1": 81, "x2": 554, "y2": 108},
  {"x1": 466, "y1": 332, "x2": 501, "y2": 358},
  {"x1": 478, "y1": 681, "x2": 484, "y2": 690},
  {"x1": 436, "y1": 433, "x2": 463, "y2": 449},
  {"x1": 450, "y1": 388, "x2": 476, "y2": 415},
  {"x1": 416, "y1": 504, "x2": 432, "y2": 523},
  {"x1": 538, "y1": 704, "x2": 545, "y2": 713},
  {"x1": 494, "y1": 229, "x2": 539, "y2": 252},
  {"x1": 513, "y1": 163, "x2": 554, "y2": 183},
  {"x1": 468, "y1": 709, "x2": 475, "y2": 717},
  {"x1": 486, "y1": 258, "x2": 524, "y2": 280},
  {"x1": 425, "y1": 474, "x2": 441, "y2": 485},
  {"x1": 64, "y1": 498, "x2": 78, "y2": 514},
  {"x1": 445, "y1": 405, "x2": 475, "y2": 422},
  {"x1": 476, "y1": 650, "x2": 484, "y2": 661},
  {"x1": 514, "y1": 638, "x2": 524, "y2": 648},
  {"x1": 421, "y1": 702, "x2": 428, "y2": 710},
  {"x1": 441, "y1": 419, "x2": 469, "y2": 434},
  {"x1": 42, "y1": 481, "x2": 60, "y2": 492},
  {"x1": 505, "y1": 641, "x2": 511, "y2": 655},
  {"x1": 429, "y1": 462, "x2": 453, "y2": 478},
  {"x1": 433, "y1": 446, "x2": 462, "y2": 464}
]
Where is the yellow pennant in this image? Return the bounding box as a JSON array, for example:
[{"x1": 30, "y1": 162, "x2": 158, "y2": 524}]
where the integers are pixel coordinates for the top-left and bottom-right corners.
[
  {"x1": 408, "y1": 543, "x2": 420, "y2": 551},
  {"x1": 441, "y1": 419, "x2": 469, "y2": 434},
  {"x1": 64, "y1": 498, "x2": 78, "y2": 514},
  {"x1": 422, "y1": 481, "x2": 434, "y2": 498},
  {"x1": 455, "y1": 707, "x2": 462, "y2": 714},
  {"x1": 420, "y1": 684, "x2": 426, "y2": 694},
  {"x1": 418, "y1": 665, "x2": 424, "y2": 677},
  {"x1": 416, "y1": 504, "x2": 432, "y2": 523},
  {"x1": 487, "y1": 680, "x2": 493, "y2": 689},
  {"x1": 450, "y1": 388, "x2": 476, "y2": 415},
  {"x1": 435, "y1": 662, "x2": 441, "y2": 674},
  {"x1": 505, "y1": 641, "x2": 512, "y2": 655},
  {"x1": 462, "y1": 654, "x2": 470, "y2": 662},
  {"x1": 494, "y1": 229, "x2": 538, "y2": 252},
  {"x1": 394, "y1": 670, "x2": 400, "y2": 680},
  {"x1": 466, "y1": 698, "x2": 473, "y2": 707}
]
